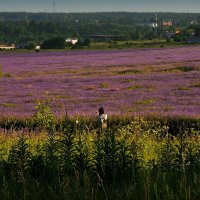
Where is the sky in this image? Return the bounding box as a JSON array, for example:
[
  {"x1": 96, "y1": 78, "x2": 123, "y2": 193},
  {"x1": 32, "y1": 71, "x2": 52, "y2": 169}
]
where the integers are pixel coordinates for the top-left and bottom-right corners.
[{"x1": 0, "y1": 0, "x2": 200, "y2": 13}]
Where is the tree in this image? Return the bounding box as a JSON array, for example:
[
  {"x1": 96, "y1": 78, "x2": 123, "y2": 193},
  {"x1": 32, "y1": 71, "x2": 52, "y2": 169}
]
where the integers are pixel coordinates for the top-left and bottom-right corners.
[
  {"x1": 26, "y1": 41, "x2": 37, "y2": 50},
  {"x1": 194, "y1": 26, "x2": 200, "y2": 37},
  {"x1": 41, "y1": 37, "x2": 65, "y2": 49}
]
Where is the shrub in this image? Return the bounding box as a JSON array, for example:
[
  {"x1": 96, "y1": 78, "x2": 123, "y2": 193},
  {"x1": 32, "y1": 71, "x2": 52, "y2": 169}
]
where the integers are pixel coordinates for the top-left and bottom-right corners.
[{"x1": 41, "y1": 37, "x2": 65, "y2": 49}]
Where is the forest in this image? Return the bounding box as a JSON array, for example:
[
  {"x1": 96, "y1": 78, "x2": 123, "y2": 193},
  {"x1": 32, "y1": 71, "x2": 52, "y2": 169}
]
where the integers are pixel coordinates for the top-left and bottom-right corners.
[{"x1": 0, "y1": 12, "x2": 200, "y2": 45}]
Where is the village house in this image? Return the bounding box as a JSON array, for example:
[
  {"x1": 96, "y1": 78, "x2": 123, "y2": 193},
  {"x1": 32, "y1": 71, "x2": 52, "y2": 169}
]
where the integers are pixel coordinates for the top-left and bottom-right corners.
[
  {"x1": 136, "y1": 22, "x2": 158, "y2": 28},
  {"x1": 0, "y1": 44, "x2": 15, "y2": 50},
  {"x1": 190, "y1": 20, "x2": 199, "y2": 25},
  {"x1": 162, "y1": 21, "x2": 173, "y2": 26},
  {"x1": 66, "y1": 38, "x2": 78, "y2": 45}
]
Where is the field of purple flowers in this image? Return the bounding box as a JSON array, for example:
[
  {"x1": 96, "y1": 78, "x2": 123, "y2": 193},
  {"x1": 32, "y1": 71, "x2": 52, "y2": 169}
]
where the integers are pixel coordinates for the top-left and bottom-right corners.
[{"x1": 0, "y1": 46, "x2": 200, "y2": 117}]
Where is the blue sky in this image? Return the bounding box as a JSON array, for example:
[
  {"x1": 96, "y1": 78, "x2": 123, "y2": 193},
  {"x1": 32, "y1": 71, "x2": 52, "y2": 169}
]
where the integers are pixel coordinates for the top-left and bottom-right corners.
[{"x1": 1, "y1": 0, "x2": 200, "y2": 13}]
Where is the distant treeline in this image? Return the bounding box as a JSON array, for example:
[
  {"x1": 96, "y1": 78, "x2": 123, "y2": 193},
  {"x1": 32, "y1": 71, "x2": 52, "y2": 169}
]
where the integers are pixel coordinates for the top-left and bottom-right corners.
[
  {"x1": 1, "y1": 12, "x2": 200, "y2": 23},
  {"x1": 0, "y1": 12, "x2": 200, "y2": 45}
]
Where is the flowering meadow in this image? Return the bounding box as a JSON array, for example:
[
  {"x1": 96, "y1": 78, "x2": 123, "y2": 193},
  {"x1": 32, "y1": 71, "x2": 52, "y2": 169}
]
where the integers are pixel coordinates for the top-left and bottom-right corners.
[
  {"x1": 0, "y1": 109, "x2": 199, "y2": 200},
  {"x1": 0, "y1": 47, "x2": 200, "y2": 200},
  {"x1": 0, "y1": 46, "x2": 200, "y2": 117}
]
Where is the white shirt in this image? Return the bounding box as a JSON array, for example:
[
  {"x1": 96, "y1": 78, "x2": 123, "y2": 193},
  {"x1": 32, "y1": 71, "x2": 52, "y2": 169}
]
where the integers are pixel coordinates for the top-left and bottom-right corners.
[{"x1": 98, "y1": 114, "x2": 108, "y2": 128}]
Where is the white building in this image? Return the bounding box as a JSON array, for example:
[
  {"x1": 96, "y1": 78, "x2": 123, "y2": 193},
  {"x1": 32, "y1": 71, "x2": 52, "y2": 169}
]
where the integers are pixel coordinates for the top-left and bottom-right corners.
[
  {"x1": 137, "y1": 22, "x2": 158, "y2": 28},
  {"x1": 0, "y1": 44, "x2": 15, "y2": 50},
  {"x1": 66, "y1": 38, "x2": 78, "y2": 45}
]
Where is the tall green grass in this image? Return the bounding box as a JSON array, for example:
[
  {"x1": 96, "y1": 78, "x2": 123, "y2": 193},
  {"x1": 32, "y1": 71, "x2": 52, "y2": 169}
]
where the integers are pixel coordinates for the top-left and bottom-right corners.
[{"x1": 0, "y1": 101, "x2": 199, "y2": 199}]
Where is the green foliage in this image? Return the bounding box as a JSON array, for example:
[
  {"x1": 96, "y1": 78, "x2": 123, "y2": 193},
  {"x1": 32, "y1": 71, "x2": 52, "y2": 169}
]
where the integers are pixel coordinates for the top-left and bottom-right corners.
[
  {"x1": 41, "y1": 37, "x2": 66, "y2": 49},
  {"x1": 71, "y1": 38, "x2": 91, "y2": 49},
  {"x1": 173, "y1": 34, "x2": 184, "y2": 42},
  {"x1": 166, "y1": 37, "x2": 171, "y2": 43},
  {"x1": 8, "y1": 135, "x2": 31, "y2": 200},
  {"x1": 0, "y1": 114, "x2": 200, "y2": 199},
  {"x1": 26, "y1": 41, "x2": 37, "y2": 50},
  {"x1": 0, "y1": 65, "x2": 3, "y2": 78},
  {"x1": 1, "y1": 12, "x2": 199, "y2": 46},
  {"x1": 189, "y1": 24, "x2": 200, "y2": 37},
  {"x1": 34, "y1": 99, "x2": 58, "y2": 172},
  {"x1": 34, "y1": 99, "x2": 56, "y2": 131}
]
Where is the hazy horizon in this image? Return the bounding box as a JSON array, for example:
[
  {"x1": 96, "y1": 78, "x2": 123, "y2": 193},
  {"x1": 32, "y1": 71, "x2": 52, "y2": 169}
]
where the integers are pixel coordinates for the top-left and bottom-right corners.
[{"x1": 1, "y1": 0, "x2": 200, "y2": 13}]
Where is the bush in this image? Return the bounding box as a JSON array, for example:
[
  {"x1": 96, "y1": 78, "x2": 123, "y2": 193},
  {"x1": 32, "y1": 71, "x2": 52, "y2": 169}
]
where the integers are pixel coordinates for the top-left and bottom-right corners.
[
  {"x1": 41, "y1": 37, "x2": 65, "y2": 49},
  {"x1": 26, "y1": 41, "x2": 37, "y2": 50}
]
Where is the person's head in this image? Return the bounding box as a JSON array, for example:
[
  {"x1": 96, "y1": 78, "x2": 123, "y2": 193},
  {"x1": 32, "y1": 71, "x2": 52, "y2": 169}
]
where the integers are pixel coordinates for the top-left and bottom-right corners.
[{"x1": 98, "y1": 107, "x2": 104, "y2": 115}]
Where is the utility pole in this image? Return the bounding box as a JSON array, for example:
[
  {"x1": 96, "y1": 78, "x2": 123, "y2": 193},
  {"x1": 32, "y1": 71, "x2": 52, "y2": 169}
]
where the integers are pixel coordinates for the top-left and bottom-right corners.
[
  {"x1": 52, "y1": 1, "x2": 55, "y2": 13},
  {"x1": 52, "y1": 1, "x2": 56, "y2": 23}
]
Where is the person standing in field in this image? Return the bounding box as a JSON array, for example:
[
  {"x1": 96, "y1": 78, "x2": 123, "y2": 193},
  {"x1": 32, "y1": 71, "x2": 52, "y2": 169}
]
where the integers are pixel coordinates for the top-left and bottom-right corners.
[{"x1": 98, "y1": 107, "x2": 108, "y2": 129}]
